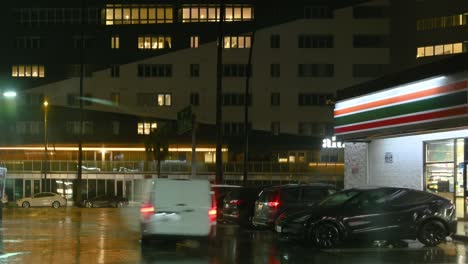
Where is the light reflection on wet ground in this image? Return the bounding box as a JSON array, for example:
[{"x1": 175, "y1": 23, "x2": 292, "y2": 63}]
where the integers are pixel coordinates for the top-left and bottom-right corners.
[{"x1": 0, "y1": 207, "x2": 466, "y2": 263}]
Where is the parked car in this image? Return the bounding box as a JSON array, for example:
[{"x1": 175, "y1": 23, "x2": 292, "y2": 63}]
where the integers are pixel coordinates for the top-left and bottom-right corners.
[
  {"x1": 140, "y1": 179, "x2": 217, "y2": 243},
  {"x1": 113, "y1": 167, "x2": 139, "y2": 172},
  {"x1": 221, "y1": 186, "x2": 266, "y2": 227},
  {"x1": 275, "y1": 187, "x2": 456, "y2": 248},
  {"x1": 82, "y1": 195, "x2": 129, "y2": 208},
  {"x1": 252, "y1": 183, "x2": 336, "y2": 228},
  {"x1": 16, "y1": 192, "x2": 67, "y2": 208},
  {"x1": 211, "y1": 184, "x2": 242, "y2": 220}
]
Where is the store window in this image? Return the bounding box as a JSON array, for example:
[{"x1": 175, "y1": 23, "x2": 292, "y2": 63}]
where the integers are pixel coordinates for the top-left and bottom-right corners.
[{"x1": 424, "y1": 139, "x2": 458, "y2": 202}]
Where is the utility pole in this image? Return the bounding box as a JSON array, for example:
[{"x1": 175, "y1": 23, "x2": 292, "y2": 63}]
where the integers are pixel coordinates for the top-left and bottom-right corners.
[
  {"x1": 76, "y1": 0, "x2": 85, "y2": 203},
  {"x1": 215, "y1": 1, "x2": 225, "y2": 184},
  {"x1": 191, "y1": 114, "x2": 197, "y2": 178},
  {"x1": 243, "y1": 32, "x2": 255, "y2": 186},
  {"x1": 43, "y1": 100, "x2": 49, "y2": 192}
]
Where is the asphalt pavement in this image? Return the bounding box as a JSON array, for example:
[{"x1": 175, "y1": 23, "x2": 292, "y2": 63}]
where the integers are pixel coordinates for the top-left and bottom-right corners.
[{"x1": 0, "y1": 207, "x2": 466, "y2": 264}]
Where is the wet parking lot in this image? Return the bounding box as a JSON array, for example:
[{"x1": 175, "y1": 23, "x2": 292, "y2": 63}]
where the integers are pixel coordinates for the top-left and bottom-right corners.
[{"x1": 0, "y1": 207, "x2": 466, "y2": 263}]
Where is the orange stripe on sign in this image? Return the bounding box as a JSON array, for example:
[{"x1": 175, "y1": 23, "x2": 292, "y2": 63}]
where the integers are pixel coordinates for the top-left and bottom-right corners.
[
  {"x1": 334, "y1": 106, "x2": 468, "y2": 134},
  {"x1": 334, "y1": 80, "x2": 468, "y2": 116}
]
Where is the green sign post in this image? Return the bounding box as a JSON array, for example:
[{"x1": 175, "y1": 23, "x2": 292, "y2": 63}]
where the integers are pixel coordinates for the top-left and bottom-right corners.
[{"x1": 177, "y1": 106, "x2": 192, "y2": 135}]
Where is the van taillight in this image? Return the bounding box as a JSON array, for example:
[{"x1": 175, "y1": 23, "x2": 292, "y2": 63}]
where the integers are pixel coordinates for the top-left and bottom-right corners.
[
  {"x1": 140, "y1": 203, "x2": 155, "y2": 221},
  {"x1": 209, "y1": 207, "x2": 217, "y2": 222}
]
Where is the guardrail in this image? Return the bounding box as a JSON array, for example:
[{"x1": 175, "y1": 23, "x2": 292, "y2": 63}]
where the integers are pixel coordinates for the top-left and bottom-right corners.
[{"x1": 0, "y1": 160, "x2": 344, "y2": 174}]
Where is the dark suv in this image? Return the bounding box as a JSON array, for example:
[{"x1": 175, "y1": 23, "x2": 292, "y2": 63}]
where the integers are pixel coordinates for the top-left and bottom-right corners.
[
  {"x1": 252, "y1": 183, "x2": 336, "y2": 228},
  {"x1": 221, "y1": 186, "x2": 266, "y2": 227}
]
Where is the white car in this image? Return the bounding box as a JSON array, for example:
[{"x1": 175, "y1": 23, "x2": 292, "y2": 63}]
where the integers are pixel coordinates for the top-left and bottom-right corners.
[
  {"x1": 140, "y1": 179, "x2": 216, "y2": 243},
  {"x1": 16, "y1": 192, "x2": 67, "y2": 208}
]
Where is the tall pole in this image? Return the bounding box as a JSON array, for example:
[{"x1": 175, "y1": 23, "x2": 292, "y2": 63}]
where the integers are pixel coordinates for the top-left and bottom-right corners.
[
  {"x1": 243, "y1": 32, "x2": 255, "y2": 186},
  {"x1": 43, "y1": 100, "x2": 49, "y2": 192},
  {"x1": 191, "y1": 114, "x2": 197, "y2": 178},
  {"x1": 215, "y1": 1, "x2": 225, "y2": 184},
  {"x1": 77, "y1": 0, "x2": 85, "y2": 203}
]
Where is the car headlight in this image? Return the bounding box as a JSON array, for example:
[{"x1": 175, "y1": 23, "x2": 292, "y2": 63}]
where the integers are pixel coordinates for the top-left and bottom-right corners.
[{"x1": 292, "y1": 215, "x2": 311, "y2": 223}]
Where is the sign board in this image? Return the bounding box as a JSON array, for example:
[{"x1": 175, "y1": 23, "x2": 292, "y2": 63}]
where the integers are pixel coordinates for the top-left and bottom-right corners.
[
  {"x1": 385, "y1": 152, "x2": 393, "y2": 163},
  {"x1": 177, "y1": 106, "x2": 192, "y2": 135}
]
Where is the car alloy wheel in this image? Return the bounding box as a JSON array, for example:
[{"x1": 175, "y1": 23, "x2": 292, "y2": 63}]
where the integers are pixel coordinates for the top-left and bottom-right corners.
[
  {"x1": 85, "y1": 202, "x2": 93, "y2": 208},
  {"x1": 313, "y1": 222, "x2": 340, "y2": 248},
  {"x1": 22, "y1": 201, "x2": 30, "y2": 208},
  {"x1": 418, "y1": 220, "x2": 446, "y2": 246},
  {"x1": 116, "y1": 202, "x2": 123, "y2": 208},
  {"x1": 52, "y1": 201, "x2": 60, "y2": 208}
]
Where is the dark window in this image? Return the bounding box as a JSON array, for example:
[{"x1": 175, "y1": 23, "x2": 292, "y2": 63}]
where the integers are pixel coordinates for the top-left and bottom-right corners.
[
  {"x1": 270, "y1": 64, "x2": 280, "y2": 77},
  {"x1": 298, "y1": 35, "x2": 334, "y2": 48},
  {"x1": 271, "y1": 122, "x2": 280, "y2": 135},
  {"x1": 353, "y1": 35, "x2": 388, "y2": 48},
  {"x1": 110, "y1": 65, "x2": 120, "y2": 77},
  {"x1": 190, "y1": 93, "x2": 199, "y2": 106},
  {"x1": 222, "y1": 64, "x2": 252, "y2": 77},
  {"x1": 348, "y1": 189, "x2": 400, "y2": 208},
  {"x1": 137, "y1": 64, "x2": 173, "y2": 77},
  {"x1": 67, "y1": 94, "x2": 78, "y2": 106},
  {"x1": 298, "y1": 64, "x2": 334, "y2": 77},
  {"x1": 271, "y1": 93, "x2": 280, "y2": 106},
  {"x1": 353, "y1": 6, "x2": 387, "y2": 19},
  {"x1": 304, "y1": 6, "x2": 333, "y2": 19},
  {"x1": 281, "y1": 188, "x2": 300, "y2": 202},
  {"x1": 190, "y1": 64, "x2": 200, "y2": 77},
  {"x1": 387, "y1": 190, "x2": 433, "y2": 206},
  {"x1": 223, "y1": 93, "x2": 251, "y2": 106},
  {"x1": 270, "y1": 35, "x2": 280, "y2": 48},
  {"x1": 298, "y1": 93, "x2": 334, "y2": 106}
]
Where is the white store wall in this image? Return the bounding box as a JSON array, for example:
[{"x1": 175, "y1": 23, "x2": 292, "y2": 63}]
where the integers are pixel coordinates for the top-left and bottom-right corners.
[{"x1": 345, "y1": 129, "x2": 468, "y2": 189}]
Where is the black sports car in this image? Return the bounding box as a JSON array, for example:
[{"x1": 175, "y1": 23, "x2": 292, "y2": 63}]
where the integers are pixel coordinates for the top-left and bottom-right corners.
[
  {"x1": 275, "y1": 187, "x2": 456, "y2": 248},
  {"x1": 82, "y1": 195, "x2": 129, "y2": 208}
]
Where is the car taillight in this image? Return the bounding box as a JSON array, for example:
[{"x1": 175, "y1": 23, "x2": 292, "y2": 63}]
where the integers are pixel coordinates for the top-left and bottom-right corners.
[
  {"x1": 209, "y1": 207, "x2": 217, "y2": 222},
  {"x1": 140, "y1": 203, "x2": 155, "y2": 221},
  {"x1": 230, "y1": 199, "x2": 244, "y2": 206},
  {"x1": 268, "y1": 201, "x2": 279, "y2": 207}
]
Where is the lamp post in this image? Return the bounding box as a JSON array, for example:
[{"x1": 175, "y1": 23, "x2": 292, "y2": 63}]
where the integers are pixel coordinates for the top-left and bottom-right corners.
[{"x1": 43, "y1": 100, "x2": 48, "y2": 192}]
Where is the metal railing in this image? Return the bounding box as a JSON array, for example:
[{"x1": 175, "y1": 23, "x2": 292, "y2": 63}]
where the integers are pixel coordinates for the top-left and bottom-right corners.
[{"x1": 0, "y1": 160, "x2": 344, "y2": 175}]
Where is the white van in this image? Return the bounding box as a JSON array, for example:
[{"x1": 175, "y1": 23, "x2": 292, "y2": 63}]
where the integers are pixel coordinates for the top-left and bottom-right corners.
[{"x1": 140, "y1": 179, "x2": 216, "y2": 242}]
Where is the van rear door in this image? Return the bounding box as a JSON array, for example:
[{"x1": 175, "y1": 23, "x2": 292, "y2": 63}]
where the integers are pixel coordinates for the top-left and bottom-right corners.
[{"x1": 154, "y1": 180, "x2": 211, "y2": 236}]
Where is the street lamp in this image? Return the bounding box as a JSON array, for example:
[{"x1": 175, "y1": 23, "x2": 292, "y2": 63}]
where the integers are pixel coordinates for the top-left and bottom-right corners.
[{"x1": 43, "y1": 100, "x2": 49, "y2": 192}]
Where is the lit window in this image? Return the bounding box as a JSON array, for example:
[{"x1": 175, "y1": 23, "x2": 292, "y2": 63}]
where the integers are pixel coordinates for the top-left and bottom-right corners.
[
  {"x1": 138, "y1": 122, "x2": 158, "y2": 135},
  {"x1": 190, "y1": 36, "x2": 199, "y2": 48},
  {"x1": 111, "y1": 36, "x2": 119, "y2": 49},
  {"x1": 417, "y1": 47, "x2": 425, "y2": 58},
  {"x1": 424, "y1": 46, "x2": 434, "y2": 56},
  {"x1": 454, "y1": 43, "x2": 463, "y2": 53},
  {"x1": 434, "y1": 45, "x2": 443, "y2": 55},
  {"x1": 157, "y1": 94, "x2": 171, "y2": 106},
  {"x1": 138, "y1": 35, "x2": 171, "y2": 49},
  {"x1": 11, "y1": 65, "x2": 45, "y2": 78},
  {"x1": 444, "y1": 44, "x2": 453, "y2": 54}
]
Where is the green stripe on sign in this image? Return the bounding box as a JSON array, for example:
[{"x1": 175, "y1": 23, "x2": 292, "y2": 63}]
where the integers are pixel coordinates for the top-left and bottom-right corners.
[{"x1": 335, "y1": 91, "x2": 468, "y2": 127}]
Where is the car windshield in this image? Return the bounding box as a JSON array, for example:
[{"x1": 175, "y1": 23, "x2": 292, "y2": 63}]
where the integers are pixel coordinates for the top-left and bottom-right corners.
[{"x1": 319, "y1": 190, "x2": 360, "y2": 207}]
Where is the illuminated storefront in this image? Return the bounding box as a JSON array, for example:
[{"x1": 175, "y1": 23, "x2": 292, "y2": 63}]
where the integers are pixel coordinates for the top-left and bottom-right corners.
[{"x1": 334, "y1": 59, "x2": 468, "y2": 217}]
